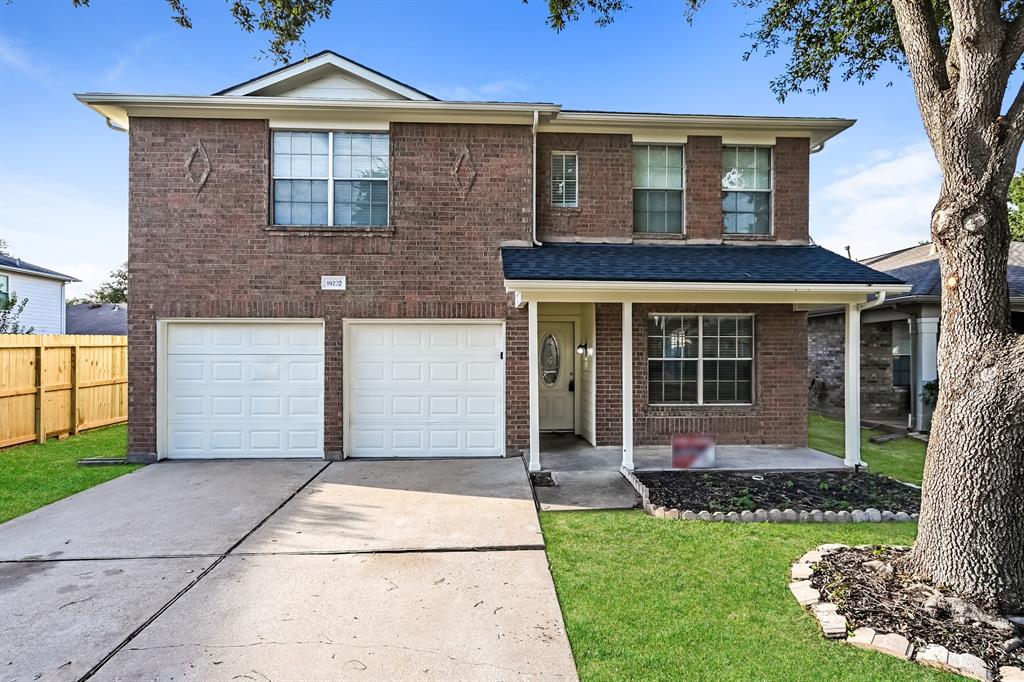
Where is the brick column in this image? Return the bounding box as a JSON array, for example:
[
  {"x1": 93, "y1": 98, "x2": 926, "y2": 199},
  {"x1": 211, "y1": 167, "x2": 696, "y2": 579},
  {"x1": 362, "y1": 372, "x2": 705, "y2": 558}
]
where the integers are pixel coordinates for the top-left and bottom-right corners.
[
  {"x1": 773, "y1": 137, "x2": 810, "y2": 242},
  {"x1": 685, "y1": 136, "x2": 723, "y2": 240}
]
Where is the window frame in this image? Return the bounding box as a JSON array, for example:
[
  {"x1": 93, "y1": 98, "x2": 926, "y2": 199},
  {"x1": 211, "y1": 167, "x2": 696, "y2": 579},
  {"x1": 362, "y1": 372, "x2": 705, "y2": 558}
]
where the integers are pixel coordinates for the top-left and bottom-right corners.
[
  {"x1": 721, "y1": 145, "x2": 773, "y2": 236},
  {"x1": 271, "y1": 129, "x2": 390, "y2": 229},
  {"x1": 633, "y1": 144, "x2": 686, "y2": 235},
  {"x1": 891, "y1": 322, "x2": 912, "y2": 388},
  {"x1": 647, "y1": 312, "x2": 756, "y2": 406},
  {"x1": 550, "y1": 151, "x2": 579, "y2": 208}
]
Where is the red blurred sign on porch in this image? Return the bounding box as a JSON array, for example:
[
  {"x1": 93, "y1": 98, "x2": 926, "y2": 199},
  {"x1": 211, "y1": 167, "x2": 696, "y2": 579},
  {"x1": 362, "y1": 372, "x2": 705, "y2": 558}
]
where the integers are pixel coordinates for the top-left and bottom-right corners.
[{"x1": 671, "y1": 433, "x2": 716, "y2": 469}]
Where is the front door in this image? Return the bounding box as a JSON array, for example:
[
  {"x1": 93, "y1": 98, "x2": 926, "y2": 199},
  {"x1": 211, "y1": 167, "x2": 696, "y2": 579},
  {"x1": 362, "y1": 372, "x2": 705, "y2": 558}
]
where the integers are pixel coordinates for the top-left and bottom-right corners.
[{"x1": 538, "y1": 321, "x2": 575, "y2": 431}]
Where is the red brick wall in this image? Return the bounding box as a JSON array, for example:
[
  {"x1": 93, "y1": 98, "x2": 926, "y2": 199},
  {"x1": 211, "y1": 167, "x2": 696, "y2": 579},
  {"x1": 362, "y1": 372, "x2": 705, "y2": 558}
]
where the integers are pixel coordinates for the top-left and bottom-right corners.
[
  {"x1": 127, "y1": 118, "x2": 532, "y2": 458},
  {"x1": 595, "y1": 302, "x2": 808, "y2": 446},
  {"x1": 536, "y1": 132, "x2": 633, "y2": 240},
  {"x1": 773, "y1": 137, "x2": 810, "y2": 242},
  {"x1": 594, "y1": 303, "x2": 623, "y2": 445},
  {"x1": 684, "y1": 136, "x2": 724, "y2": 240}
]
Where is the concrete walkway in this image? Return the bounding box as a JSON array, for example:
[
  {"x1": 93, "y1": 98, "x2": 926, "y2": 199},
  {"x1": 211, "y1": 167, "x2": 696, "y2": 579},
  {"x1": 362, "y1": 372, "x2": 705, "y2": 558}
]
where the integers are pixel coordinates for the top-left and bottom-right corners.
[{"x1": 0, "y1": 459, "x2": 577, "y2": 681}]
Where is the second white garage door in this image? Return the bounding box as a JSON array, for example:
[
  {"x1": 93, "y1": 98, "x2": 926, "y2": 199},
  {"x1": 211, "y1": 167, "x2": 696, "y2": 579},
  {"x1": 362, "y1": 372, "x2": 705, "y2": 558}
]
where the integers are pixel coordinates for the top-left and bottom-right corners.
[{"x1": 346, "y1": 322, "x2": 504, "y2": 458}]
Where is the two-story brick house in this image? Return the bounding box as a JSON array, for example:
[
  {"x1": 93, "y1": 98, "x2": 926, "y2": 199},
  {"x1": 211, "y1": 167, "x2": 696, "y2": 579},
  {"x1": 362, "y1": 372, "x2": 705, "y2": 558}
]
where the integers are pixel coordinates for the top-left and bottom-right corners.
[{"x1": 78, "y1": 51, "x2": 908, "y2": 469}]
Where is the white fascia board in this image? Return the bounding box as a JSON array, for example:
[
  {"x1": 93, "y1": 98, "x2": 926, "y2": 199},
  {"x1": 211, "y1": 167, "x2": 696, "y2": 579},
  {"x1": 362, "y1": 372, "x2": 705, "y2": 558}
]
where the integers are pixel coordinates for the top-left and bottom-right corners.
[
  {"x1": 0, "y1": 265, "x2": 80, "y2": 283},
  {"x1": 74, "y1": 94, "x2": 561, "y2": 129},
  {"x1": 542, "y1": 112, "x2": 855, "y2": 147},
  {"x1": 504, "y1": 279, "x2": 911, "y2": 304},
  {"x1": 218, "y1": 52, "x2": 433, "y2": 100}
]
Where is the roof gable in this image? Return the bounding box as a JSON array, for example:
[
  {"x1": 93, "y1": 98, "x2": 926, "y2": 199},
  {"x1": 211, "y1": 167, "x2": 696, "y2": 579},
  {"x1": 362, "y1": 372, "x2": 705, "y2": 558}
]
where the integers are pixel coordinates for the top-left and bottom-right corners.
[{"x1": 215, "y1": 50, "x2": 436, "y2": 101}]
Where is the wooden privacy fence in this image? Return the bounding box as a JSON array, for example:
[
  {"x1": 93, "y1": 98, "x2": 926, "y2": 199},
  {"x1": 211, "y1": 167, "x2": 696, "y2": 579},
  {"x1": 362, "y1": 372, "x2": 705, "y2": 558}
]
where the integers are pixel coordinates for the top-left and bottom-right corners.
[{"x1": 0, "y1": 334, "x2": 128, "y2": 449}]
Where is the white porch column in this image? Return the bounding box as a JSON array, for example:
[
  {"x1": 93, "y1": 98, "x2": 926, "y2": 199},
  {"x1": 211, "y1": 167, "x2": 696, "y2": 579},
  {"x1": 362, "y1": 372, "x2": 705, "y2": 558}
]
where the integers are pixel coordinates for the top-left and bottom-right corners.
[
  {"x1": 844, "y1": 302, "x2": 862, "y2": 467},
  {"x1": 912, "y1": 316, "x2": 940, "y2": 432},
  {"x1": 527, "y1": 301, "x2": 541, "y2": 472},
  {"x1": 621, "y1": 302, "x2": 634, "y2": 470}
]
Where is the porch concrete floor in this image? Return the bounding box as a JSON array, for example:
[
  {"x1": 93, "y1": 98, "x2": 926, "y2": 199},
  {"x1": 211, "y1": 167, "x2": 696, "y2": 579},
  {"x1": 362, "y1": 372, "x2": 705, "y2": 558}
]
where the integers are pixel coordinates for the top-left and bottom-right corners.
[
  {"x1": 539, "y1": 433, "x2": 847, "y2": 472},
  {"x1": 533, "y1": 433, "x2": 846, "y2": 512}
]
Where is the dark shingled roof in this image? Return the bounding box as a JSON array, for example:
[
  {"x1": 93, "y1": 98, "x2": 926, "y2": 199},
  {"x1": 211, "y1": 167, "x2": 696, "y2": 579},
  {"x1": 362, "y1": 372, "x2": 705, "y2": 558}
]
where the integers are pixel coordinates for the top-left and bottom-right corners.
[
  {"x1": 501, "y1": 244, "x2": 905, "y2": 286},
  {"x1": 66, "y1": 303, "x2": 127, "y2": 335},
  {"x1": 0, "y1": 254, "x2": 79, "y2": 282},
  {"x1": 862, "y1": 242, "x2": 1024, "y2": 300}
]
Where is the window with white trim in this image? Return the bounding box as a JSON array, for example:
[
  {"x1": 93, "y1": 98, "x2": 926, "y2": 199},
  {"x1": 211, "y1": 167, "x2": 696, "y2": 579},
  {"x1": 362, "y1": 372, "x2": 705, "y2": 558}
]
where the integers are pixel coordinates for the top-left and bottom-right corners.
[
  {"x1": 272, "y1": 130, "x2": 389, "y2": 228},
  {"x1": 892, "y1": 323, "x2": 912, "y2": 388},
  {"x1": 0, "y1": 274, "x2": 8, "y2": 304},
  {"x1": 722, "y1": 146, "x2": 771, "y2": 235},
  {"x1": 551, "y1": 152, "x2": 578, "y2": 208},
  {"x1": 634, "y1": 145, "x2": 684, "y2": 233},
  {"x1": 647, "y1": 314, "x2": 754, "y2": 405}
]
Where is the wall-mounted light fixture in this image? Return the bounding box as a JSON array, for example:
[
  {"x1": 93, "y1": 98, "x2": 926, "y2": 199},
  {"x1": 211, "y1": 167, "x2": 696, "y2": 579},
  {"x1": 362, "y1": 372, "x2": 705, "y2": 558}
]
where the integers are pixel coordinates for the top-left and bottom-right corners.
[{"x1": 576, "y1": 342, "x2": 590, "y2": 356}]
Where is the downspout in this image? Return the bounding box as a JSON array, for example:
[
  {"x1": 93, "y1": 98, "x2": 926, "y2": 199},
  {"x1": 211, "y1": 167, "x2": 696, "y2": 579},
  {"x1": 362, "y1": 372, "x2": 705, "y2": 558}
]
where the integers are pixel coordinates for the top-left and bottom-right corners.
[
  {"x1": 532, "y1": 110, "x2": 542, "y2": 246},
  {"x1": 858, "y1": 290, "x2": 887, "y2": 312}
]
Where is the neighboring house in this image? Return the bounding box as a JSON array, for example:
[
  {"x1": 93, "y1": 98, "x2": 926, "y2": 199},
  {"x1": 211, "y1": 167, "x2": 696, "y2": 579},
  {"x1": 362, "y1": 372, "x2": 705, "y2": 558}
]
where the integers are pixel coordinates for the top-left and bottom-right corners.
[
  {"x1": 77, "y1": 50, "x2": 908, "y2": 466},
  {"x1": 66, "y1": 302, "x2": 128, "y2": 335},
  {"x1": 808, "y1": 241, "x2": 1024, "y2": 432},
  {"x1": 0, "y1": 255, "x2": 79, "y2": 334}
]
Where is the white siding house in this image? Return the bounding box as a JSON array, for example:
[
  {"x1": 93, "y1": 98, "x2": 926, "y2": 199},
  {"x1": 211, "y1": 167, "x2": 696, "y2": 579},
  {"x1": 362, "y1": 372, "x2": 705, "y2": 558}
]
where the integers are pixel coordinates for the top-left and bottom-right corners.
[{"x1": 0, "y1": 255, "x2": 79, "y2": 334}]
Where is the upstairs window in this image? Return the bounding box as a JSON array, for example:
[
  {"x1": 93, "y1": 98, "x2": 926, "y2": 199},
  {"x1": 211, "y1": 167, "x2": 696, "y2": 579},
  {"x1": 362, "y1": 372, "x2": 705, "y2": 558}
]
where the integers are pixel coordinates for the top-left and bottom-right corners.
[
  {"x1": 648, "y1": 314, "x2": 754, "y2": 405},
  {"x1": 0, "y1": 274, "x2": 8, "y2": 304},
  {"x1": 722, "y1": 146, "x2": 771, "y2": 235},
  {"x1": 634, "y1": 145, "x2": 684, "y2": 234},
  {"x1": 551, "y1": 152, "x2": 578, "y2": 208},
  {"x1": 272, "y1": 131, "x2": 389, "y2": 228}
]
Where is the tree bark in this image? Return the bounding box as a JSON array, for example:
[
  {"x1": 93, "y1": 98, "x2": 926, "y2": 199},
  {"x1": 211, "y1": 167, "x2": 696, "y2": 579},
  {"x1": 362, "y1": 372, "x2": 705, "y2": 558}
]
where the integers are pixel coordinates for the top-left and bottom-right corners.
[
  {"x1": 907, "y1": 192, "x2": 1024, "y2": 613},
  {"x1": 890, "y1": 1, "x2": 1024, "y2": 613}
]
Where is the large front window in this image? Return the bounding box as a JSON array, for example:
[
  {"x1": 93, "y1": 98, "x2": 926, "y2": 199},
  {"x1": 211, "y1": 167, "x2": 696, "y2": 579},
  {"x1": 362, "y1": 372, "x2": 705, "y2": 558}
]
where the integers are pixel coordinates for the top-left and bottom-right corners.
[
  {"x1": 272, "y1": 130, "x2": 389, "y2": 228},
  {"x1": 647, "y1": 314, "x2": 754, "y2": 405},
  {"x1": 633, "y1": 145, "x2": 684, "y2": 234},
  {"x1": 722, "y1": 146, "x2": 771, "y2": 235}
]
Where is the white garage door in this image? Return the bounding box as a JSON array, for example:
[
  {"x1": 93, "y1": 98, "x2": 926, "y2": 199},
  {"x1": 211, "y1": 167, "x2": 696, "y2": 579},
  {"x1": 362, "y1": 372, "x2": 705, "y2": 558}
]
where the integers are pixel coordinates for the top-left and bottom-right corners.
[
  {"x1": 346, "y1": 322, "x2": 504, "y2": 458},
  {"x1": 164, "y1": 321, "x2": 324, "y2": 459}
]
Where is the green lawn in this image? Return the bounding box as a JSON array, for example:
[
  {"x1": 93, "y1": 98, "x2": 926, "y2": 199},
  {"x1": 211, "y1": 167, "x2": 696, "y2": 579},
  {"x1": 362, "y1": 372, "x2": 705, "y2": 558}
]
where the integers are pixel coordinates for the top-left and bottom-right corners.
[
  {"x1": 542, "y1": 511, "x2": 949, "y2": 682},
  {"x1": 0, "y1": 424, "x2": 139, "y2": 523},
  {"x1": 809, "y1": 413, "x2": 927, "y2": 485}
]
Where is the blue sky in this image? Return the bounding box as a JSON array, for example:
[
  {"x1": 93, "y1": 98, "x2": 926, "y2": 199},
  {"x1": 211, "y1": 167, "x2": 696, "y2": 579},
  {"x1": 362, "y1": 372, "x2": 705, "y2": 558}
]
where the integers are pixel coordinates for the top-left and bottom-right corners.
[{"x1": 1, "y1": 0, "x2": 1014, "y2": 296}]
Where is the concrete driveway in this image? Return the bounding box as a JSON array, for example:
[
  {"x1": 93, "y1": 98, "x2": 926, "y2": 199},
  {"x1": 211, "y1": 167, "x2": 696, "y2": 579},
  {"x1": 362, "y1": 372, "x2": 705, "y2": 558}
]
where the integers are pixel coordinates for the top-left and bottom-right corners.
[{"x1": 0, "y1": 459, "x2": 577, "y2": 681}]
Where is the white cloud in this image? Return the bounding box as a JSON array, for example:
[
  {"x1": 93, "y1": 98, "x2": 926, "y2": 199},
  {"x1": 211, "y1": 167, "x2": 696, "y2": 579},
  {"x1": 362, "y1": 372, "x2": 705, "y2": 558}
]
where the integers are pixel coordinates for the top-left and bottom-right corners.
[
  {"x1": 102, "y1": 34, "x2": 161, "y2": 86},
  {"x1": 0, "y1": 173, "x2": 127, "y2": 298},
  {"x1": 430, "y1": 79, "x2": 533, "y2": 101},
  {"x1": 0, "y1": 34, "x2": 47, "y2": 82},
  {"x1": 812, "y1": 141, "x2": 940, "y2": 260}
]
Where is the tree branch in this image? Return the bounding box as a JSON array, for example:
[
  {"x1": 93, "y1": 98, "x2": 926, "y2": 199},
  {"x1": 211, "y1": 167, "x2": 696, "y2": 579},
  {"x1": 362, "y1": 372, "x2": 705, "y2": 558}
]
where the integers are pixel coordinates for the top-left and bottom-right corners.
[
  {"x1": 1004, "y1": 80, "x2": 1024, "y2": 165},
  {"x1": 891, "y1": 0, "x2": 951, "y2": 148},
  {"x1": 1003, "y1": 14, "x2": 1024, "y2": 82}
]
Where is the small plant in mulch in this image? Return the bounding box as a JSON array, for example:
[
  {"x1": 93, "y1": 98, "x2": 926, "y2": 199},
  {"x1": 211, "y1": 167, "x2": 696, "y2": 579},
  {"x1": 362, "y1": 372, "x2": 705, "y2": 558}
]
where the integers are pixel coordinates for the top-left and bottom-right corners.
[
  {"x1": 812, "y1": 546, "x2": 1024, "y2": 670},
  {"x1": 634, "y1": 470, "x2": 920, "y2": 514},
  {"x1": 530, "y1": 471, "x2": 556, "y2": 487}
]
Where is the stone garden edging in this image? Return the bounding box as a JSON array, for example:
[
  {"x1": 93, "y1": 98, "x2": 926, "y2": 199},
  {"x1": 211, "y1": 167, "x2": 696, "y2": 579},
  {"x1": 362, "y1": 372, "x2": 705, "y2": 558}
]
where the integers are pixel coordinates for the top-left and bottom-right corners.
[
  {"x1": 620, "y1": 468, "x2": 919, "y2": 523},
  {"x1": 789, "y1": 544, "x2": 1024, "y2": 682}
]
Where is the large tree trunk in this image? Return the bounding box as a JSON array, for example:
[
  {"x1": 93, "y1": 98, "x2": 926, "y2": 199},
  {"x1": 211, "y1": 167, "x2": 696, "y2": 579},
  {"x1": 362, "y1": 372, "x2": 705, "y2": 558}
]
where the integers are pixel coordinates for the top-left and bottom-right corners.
[
  {"x1": 906, "y1": 189, "x2": 1024, "y2": 614},
  {"x1": 890, "y1": 0, "x2": 1024, "y2": 615}
]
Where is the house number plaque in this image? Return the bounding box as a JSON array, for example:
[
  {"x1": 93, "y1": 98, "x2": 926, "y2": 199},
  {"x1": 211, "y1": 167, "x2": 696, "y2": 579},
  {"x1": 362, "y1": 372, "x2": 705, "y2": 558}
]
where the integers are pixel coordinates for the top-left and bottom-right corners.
[{"x1": 320, "y1": 276, "x2": 347, "y2": 290}]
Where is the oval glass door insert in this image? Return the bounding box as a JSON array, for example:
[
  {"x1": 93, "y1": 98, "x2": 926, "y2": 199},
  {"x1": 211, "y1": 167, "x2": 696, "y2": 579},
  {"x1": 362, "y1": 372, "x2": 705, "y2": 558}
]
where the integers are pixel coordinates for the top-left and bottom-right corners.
[{"x1": 541, "y1": 333, "x2": 560, "y2": 386}]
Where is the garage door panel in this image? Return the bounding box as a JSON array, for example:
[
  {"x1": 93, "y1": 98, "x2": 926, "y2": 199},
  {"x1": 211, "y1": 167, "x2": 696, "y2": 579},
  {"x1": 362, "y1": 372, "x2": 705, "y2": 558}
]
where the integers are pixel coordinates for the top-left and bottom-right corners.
[
  {"x1": 347, "y1": 322, "x2": 503, "y2": 458},
  {"x1": 165, "y1": 322, "x2": 324, "y2": 459},
  {"x1": 167, "y1": 324, "x2": 323, "y2": 355}
]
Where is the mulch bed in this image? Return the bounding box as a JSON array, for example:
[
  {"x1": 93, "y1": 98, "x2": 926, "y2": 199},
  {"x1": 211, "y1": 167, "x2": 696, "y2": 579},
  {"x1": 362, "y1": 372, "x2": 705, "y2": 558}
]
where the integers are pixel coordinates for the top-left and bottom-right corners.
[
  {"x1": 530, "y1": 471, "x2": 556, "y2": 487},
  {"x1": 634, "y1": 470, "x2": 920, "y2": 513},
  {"x1": 812, "y1": 546, "x2": 1024, "y2": 669}
]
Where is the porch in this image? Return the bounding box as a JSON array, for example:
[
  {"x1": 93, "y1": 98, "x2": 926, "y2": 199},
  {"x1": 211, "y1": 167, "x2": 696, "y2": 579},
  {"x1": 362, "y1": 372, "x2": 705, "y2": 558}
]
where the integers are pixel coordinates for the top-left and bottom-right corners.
[
  {"x1": 539, "y1": 432, "x2": 846, "y2": 472},
  {"x1": 502, "y1": 243, "x2": 913, "y2": 475}
]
